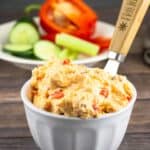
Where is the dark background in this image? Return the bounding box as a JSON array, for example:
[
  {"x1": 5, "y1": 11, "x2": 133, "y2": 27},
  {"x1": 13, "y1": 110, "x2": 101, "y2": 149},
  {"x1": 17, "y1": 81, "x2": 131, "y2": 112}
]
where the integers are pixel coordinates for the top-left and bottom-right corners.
[
  {"x1": 0, "y1": 0, "x2": 149, "y2": 24},
  {"x1": 0, "y1": 0, "x2": 123, "y2": 23}
]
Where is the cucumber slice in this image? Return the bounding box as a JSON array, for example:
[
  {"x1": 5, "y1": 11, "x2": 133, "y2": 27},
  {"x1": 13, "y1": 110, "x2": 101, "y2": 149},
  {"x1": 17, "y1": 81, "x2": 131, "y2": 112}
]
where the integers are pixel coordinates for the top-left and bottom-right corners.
[
  {"x1": 4, "y1": 44, "x2": 32, "y2": 53},
  {"x1": 3, "y1": 44, "x2": 33, "y2": 58},
  {"x1": 9, "y1": 22, "x2": 39, "y2": 45},
  {"x1": 59, "y1": 48, "x2": 78, "y2": 60},
  {"x1": 33, "y1": 40, "x2": 61, "y2": 60},
  {"x1": 55, "y1": 33, "x2": 99, "y2": 56}
]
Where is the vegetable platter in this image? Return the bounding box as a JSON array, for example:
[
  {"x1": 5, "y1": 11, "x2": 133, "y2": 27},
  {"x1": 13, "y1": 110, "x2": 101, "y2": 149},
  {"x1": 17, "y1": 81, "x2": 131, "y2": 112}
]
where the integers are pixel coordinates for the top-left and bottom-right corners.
[{"x1": 0, "y1": 0, "x2": 114, "y2": 70}]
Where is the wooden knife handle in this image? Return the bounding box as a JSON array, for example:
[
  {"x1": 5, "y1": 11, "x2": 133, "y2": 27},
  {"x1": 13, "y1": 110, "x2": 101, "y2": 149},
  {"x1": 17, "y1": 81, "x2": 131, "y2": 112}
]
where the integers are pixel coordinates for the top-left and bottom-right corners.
[{"x1": 110, "y1": 0, "x2": 150, "y2": 55}]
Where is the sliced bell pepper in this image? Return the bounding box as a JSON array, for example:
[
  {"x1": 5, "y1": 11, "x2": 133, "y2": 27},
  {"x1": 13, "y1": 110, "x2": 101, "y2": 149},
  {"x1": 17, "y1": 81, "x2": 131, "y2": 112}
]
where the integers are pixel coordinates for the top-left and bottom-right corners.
[
  {"x1": 41, "y1": 33, "x2": 56, "y2": 41},
  {"x1": 40, "y1": 0, "x2": 97, "y2": 38},
  {"x1": 51, "y1": 89, "x2": 64, "y2": 99},
  {"x1": 100, "y1": 88, "x2": 109, "y2": 98}
]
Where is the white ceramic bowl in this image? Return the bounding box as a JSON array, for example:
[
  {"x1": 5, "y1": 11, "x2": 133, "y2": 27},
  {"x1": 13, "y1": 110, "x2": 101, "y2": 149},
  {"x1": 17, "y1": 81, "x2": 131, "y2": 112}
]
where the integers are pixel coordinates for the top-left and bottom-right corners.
[
  {"x1": 0, "y1": 19, "x2": 114, "y2": 70},
  {"x1": 21, "y1": 80, "x2": 137, "y2": 150}
]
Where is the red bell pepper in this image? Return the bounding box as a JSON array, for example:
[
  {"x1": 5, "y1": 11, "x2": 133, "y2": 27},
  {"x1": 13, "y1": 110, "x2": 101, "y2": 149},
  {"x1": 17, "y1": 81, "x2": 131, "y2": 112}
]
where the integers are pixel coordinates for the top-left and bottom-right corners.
[
  {"x1": 51, "y1": 89, "x2": 64, "y2": 99},
  {"x1": 41, "y1": 33, "x2": 55, "y2": 41},
  {"x1": 40, "y1": 0, "x2": 97, "y2": 38},
  {"x1": 100, "y1": 88, "x2": 109, "y2": 98}
]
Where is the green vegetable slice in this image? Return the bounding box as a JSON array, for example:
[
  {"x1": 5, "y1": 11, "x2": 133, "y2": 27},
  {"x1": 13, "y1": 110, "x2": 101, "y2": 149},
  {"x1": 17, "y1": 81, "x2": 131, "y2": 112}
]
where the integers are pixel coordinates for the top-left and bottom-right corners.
[
  {"x1": 59, "y1": 48, "x2": 78, "y2": 60},
  {"x1": 9, "y1": 22, "x2": 39, "y2": 45},
  {"x1": 3, "y1": 44, "x2": 33, "y2": 58},
  {"x1": 55, "y1": 33, "x2": 99, "y2": 56},
  {"x1": 33, "y1": 40, "x2": 61, "y2": 60},
  {"x1": 4, "y1": 44, "x2": 32, "y2": 53}
]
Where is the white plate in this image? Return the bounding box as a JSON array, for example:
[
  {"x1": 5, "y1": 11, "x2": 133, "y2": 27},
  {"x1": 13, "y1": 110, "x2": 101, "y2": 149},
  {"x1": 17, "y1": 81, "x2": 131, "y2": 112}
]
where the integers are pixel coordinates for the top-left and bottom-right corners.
[{"x1": 0, "y1": 18, "x2": 114, "y2": 70}]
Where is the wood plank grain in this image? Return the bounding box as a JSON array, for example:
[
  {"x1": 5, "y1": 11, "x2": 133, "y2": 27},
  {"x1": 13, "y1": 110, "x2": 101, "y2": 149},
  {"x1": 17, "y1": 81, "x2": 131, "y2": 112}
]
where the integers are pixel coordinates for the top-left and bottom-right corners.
[
  {"x1": 119, "y1": 54, "x2": 150, "y2": 74},
  {"x1": 0, "y1": 137, "x2": 39, "y2": 150},
  {"x1": 120, "y1": 133, "x2": 150, "y2": 150},
  {"x1": 127, "y1": 75, "x2": 150, "y2": 99},
  {"x1": 128, "y1": 100, "x2": 150, "y2": 133},
  {"x1": 96, "y1": 54, "x2": 150, "y2": 74}
]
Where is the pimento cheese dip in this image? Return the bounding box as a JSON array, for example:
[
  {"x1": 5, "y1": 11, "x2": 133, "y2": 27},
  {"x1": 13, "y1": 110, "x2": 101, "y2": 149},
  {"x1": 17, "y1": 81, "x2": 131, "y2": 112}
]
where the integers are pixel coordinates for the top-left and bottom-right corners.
[{"x1": 30, "y1": 59, "x2": 133, "y2": 119}]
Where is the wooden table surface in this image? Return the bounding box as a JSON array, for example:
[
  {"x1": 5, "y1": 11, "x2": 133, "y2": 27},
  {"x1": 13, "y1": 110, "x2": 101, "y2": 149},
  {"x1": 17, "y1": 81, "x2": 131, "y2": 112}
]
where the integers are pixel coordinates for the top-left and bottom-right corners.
[{"x1": 0, "y1": 0, "x2": 150, "y2": 150}]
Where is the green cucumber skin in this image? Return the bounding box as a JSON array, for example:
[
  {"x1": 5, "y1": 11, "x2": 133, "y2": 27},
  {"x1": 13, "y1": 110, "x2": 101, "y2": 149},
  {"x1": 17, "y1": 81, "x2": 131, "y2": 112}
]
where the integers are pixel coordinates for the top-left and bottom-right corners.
[
  {"x1": 3, "y1": 44, "x2": 32, "y2": 52},
  {"x1": 4, "y1": 17, "x2": 39, "y2": 59},
  {"x1": 56, "y1": 33, "x2": 99, "y2": 56},
  {"x1": 4, "y1": 49, "x2": 34, "y2": 58},
  {"x1": 13, "y1": 51, "x2": 33, "y2": 58},
  {"x1": 3, "y1": 44, "x2": 33, "y2": 58},
  {"x1": 17, "y1": 17, "x2": 38, "y2": 29}
]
